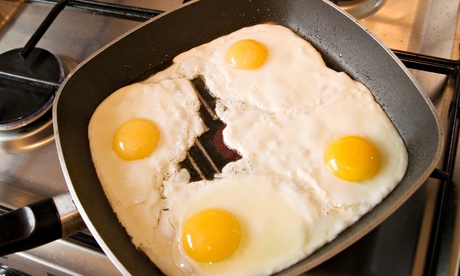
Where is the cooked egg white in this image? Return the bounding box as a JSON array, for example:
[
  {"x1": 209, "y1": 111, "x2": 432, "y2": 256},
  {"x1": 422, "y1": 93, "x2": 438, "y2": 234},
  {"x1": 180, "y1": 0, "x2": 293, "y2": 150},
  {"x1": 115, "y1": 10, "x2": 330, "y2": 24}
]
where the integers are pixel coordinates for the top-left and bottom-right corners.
[
  {"x1": 217, "y1": 80, "x2": 408, "y2": 211},
  {"x1": 89, "y1": 23, "x2": 409, "y2": 276},
  {"x1": 149, "y1": 24, "x2": 356, "y2": 113},
  {"x1": 88, "y1": 78, "x2": 204, "y2": 245},
  {"x1": 163, "y1": 174, "x2": 317, "y2": 276}
]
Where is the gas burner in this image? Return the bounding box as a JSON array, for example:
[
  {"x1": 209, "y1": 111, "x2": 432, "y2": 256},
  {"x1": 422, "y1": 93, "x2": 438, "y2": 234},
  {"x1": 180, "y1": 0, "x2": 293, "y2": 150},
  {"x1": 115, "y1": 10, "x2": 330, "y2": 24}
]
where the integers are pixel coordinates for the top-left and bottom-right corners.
[
  {"x1": 337, "y1": 0, "x2": 386, "y2": 19},
  {"x1": 0, "y1": 108, "x2": 54, "y2": 153},
  {"x1": 0, "y1": 48, "x2": 77, "y2": 152},
  {"x1": 0, "y1": 48, "x2": 64, "y2": 131}
]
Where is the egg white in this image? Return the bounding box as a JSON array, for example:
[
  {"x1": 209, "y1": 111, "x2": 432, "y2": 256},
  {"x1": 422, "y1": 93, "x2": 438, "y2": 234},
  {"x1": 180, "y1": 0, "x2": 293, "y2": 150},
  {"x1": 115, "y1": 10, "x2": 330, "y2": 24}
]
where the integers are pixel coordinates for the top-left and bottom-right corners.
[
  {"x1": 217, "y1": 80, "x2": 408, "y2": 211},
  {"x1": 90, "y1": 23, "x2": 409, "y2": 276},
  {"x1": 88, "y1": 78, "x2": 204, "y2": 246},
  {"x1": 165, "y1": 174, "x2": 320, "y2": 276},
  {"x1": 305, "y1": 82, "x2": 408, "y2": 209},
  {"x1": 149, "y1": 24, "x2": 356, "y2": 114}
]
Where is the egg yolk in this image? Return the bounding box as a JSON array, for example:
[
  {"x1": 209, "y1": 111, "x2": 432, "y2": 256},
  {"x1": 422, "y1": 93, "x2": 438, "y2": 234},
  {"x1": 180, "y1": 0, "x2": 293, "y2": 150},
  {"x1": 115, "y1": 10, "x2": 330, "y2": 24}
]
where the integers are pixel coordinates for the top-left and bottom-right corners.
[
  {"x1": 324, "y1": 136, "x2": 381, "y2": 182},
  {"x1": 181, "y1": 208, "x2": 241, "y2": 263},
  {"x1": 112, "y1": 118, "x2": 160, "y2": 161},
  {"x1": 226, "y1": 39, "x2": 267, "y2": 70}
]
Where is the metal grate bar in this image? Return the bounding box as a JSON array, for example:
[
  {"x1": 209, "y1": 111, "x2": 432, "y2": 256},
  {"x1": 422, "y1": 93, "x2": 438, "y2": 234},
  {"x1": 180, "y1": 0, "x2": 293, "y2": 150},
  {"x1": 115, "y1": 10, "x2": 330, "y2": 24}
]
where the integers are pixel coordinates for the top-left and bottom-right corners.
[
  {"x1": 0, "y1": 69, "x2": 60, "y2": 90},
  {"x1": 26, "y1": 0, "x2": 165, "y2": 21},
  {"x1": 395, "y1": 49, "x2": 460, "y2": 276}
]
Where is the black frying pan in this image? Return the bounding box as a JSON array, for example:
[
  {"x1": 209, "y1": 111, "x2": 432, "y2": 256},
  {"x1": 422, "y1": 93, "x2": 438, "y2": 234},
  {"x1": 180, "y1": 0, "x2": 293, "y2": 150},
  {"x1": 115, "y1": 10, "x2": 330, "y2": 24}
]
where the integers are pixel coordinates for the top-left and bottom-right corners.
[{"x1": 0, "y1": 0, "x2": 443, "y2": 275}]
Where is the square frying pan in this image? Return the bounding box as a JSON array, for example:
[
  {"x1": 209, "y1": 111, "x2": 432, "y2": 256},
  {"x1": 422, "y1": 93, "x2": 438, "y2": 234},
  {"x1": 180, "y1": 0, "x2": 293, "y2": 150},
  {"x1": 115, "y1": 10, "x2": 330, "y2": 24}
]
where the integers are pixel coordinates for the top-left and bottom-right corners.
[{"x1": 53, "y1": 0, "x2": 443, "y2": 274}]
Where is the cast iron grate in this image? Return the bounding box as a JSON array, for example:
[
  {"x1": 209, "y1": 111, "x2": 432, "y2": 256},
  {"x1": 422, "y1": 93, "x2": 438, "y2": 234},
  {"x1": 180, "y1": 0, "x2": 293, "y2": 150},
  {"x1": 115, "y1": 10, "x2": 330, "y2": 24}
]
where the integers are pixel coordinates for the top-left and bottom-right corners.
[{"x1": 394, "y1": 50, "x2": 460, "y2": 275}]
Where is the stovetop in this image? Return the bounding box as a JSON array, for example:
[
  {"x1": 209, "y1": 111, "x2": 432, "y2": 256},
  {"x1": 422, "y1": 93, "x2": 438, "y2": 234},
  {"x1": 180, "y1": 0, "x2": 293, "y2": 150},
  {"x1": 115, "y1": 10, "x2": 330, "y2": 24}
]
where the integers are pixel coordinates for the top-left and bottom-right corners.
[{"x1": 0, "y1": 0, "x2": 459, "y2": 275}]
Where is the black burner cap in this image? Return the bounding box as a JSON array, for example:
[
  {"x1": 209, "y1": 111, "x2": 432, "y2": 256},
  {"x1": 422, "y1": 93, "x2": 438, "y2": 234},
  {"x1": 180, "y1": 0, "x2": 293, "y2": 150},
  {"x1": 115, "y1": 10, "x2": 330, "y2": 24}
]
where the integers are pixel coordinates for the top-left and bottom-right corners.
[{"x1": 0, "y1": 48, "x2": 63, "y2": 130}]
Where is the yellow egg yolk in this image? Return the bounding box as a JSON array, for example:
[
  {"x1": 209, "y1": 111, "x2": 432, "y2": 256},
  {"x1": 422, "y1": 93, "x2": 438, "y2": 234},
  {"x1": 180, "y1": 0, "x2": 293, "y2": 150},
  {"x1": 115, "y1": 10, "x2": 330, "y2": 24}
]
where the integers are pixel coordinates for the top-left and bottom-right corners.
[
  {"x1": 112, "y1": 118, "x2": 160, "y2": 161},
  {"x1": 181, "y1": 208, "x2": 241, "y2": 263},
  {"x1": 324, "y1": 136, "x2": 381, "y2": 182},
  {"x1": 226, "y1": 39, "x2": 267, "y2": 70}
]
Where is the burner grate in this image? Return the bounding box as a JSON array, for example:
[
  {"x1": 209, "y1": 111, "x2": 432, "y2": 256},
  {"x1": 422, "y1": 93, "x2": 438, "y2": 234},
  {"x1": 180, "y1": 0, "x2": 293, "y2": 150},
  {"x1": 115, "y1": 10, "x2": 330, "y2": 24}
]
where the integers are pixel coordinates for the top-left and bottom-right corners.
[
  {"x1": 26, "y1": 0, "x2": 164, "y2": 21},
  {"x1": 0, "y1": 48, "x2": 63, "y2": 130},
  {"x1": 394, "y1": 49, "x2": 460, "y2": 275}
]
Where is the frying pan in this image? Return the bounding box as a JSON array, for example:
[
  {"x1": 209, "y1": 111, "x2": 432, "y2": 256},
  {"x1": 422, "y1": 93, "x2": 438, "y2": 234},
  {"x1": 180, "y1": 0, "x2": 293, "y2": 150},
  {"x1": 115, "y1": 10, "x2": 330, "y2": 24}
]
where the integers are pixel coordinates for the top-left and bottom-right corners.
[{"x1": 0, "y1": 0, "x2": 443, "y2": 275}]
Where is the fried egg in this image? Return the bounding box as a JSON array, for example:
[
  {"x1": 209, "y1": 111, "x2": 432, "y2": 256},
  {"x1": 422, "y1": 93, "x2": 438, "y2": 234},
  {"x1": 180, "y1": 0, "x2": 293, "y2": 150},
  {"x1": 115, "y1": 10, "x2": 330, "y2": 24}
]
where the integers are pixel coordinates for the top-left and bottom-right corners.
[
  {"x1": 88, "y1": 78, "x2": 204, "y2": 244},
  {"x1": 149, "y1": 24, "x2": 356, "y2": 113},
  {"x1": 217, "y1": 80, "x2": 408, "y2": 210},
  {"x1": 89, "y1": 23, "x2": 409, "y2": 276},
  {"x1": 163, "y1": 174, "x2": 323, "y2": 276}
]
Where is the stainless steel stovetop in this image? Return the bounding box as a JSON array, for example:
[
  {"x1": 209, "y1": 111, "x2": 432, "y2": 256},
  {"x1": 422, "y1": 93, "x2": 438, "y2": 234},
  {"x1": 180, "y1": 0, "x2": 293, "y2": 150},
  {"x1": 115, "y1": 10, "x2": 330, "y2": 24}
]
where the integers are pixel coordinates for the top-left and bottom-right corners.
[{"x1": 0, "y1": 0, "x2": 459, "y2": 275}]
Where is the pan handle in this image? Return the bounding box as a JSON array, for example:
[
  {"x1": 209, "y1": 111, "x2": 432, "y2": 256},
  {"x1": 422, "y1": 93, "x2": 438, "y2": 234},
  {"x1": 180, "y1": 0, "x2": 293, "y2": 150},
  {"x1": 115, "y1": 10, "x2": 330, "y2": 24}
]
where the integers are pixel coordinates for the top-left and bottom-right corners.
[{"x1": 0, "y1": 192, "x2": 86, "y2": 256}]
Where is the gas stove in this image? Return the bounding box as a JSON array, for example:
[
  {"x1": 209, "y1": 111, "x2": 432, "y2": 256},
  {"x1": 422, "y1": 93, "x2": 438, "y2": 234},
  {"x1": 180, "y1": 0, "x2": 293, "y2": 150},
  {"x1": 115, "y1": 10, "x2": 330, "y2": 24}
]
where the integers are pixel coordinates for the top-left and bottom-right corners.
[{"x1": 0, "y1": 0, "x2": 459, "y2": 275}]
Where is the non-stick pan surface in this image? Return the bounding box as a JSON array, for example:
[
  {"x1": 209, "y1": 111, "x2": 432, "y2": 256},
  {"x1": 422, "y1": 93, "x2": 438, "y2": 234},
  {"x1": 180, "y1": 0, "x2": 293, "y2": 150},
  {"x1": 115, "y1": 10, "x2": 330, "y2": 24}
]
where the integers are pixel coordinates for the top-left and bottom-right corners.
[{"x1": 54, "y1": 0, "x2": 443, "y2": 275}]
